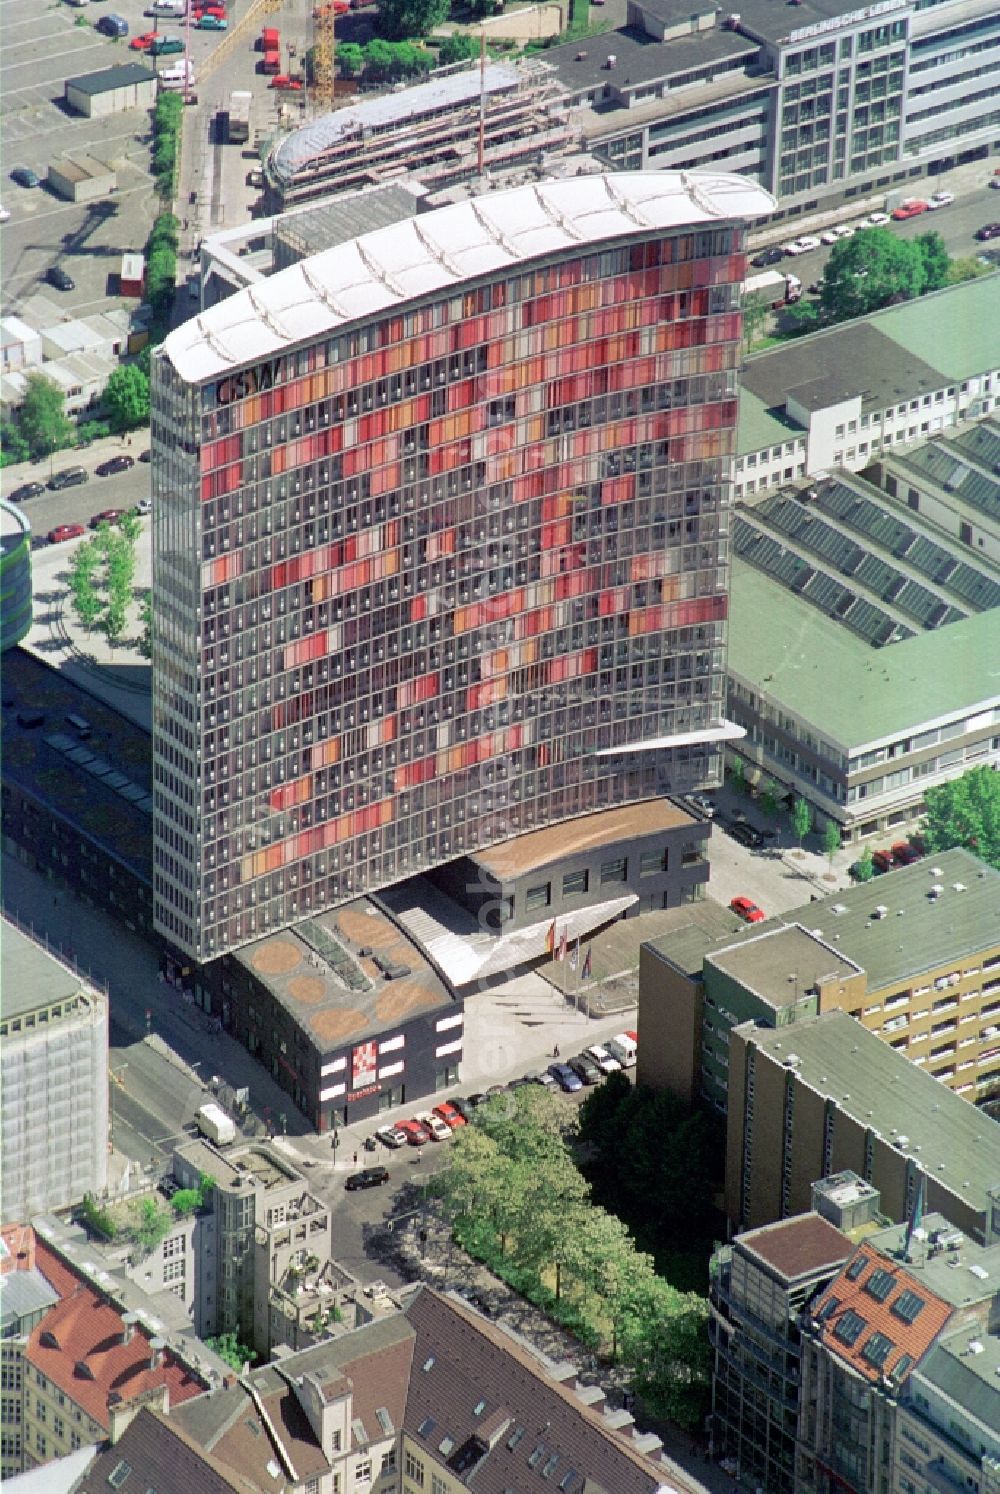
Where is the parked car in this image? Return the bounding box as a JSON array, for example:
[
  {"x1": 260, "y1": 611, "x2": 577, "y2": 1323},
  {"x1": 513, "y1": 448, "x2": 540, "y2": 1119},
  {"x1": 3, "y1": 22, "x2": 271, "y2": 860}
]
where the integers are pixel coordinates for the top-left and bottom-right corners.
[
  {"x1": 526, "y1": 1069, "x2": 556, "y2": 1087},
  {"x1": 138, "y1": 448, "x2": 151, "y2": 463},
  {"x1": 132, "y1": 498, "x2": 152, "y2": 516},
  {"x1": 47, "y1": 267, "x2": 74, "y2": 291},
  {"x1": 397, "y1": 1118, "x2": 428, "y2": 1146},
  {"x1": 547, "y1": 1062, "x2": 583, "y2": 1093},
  {"x1": 730, "y1": 894, "x2": 765, "y2": 924},
  {"x1": 783, "y1": 235, "x2": 821, "y2": 255},
  {"x1": 585, "y1": 1045, "x2": 621, "y2": 1074},
  {"x1": 872, "y1": 848, "x2": 894, "y2": 874},
  {"x1": 129, "y1": 30, "x2": 161, "y2": 48},
  {"x1": 864, "y1": 211, "x2": 891, "y2": 226},
  {"x1": 195, "y1": 14, "x2": 227, "y2": 26},
  {"x1": 149, "y1": 35, "x2": 184, "y2": 53},
  {"x1": 48, "y1": 466, "x2": 88, "y2": 490},
  {"x1": 568, "y1": 1055, "x2": 601, "y2": 1086},
  {"x1": 90, "y1": 509, "x2": 126, "y2": 528},
  {"x1": 727, "y1": 820, "x2": 764, "y2": 849},
  {"x1": 750, "y1": 246, "x2": 786, "y2": 267},
  {"x1": 344, "y1": 1166, "x2": 390, "y2": 1191},
  {"x1": 270, "y1": 74, "x2": 303, "y2": 90},
  {"x1": 96, "y1": 454, "x2": 135, "y2": 476},
  {"x1": 375, "y1": 1125, "x2": 406, "y2": 1149},
  {"x1": 0, "y1": 205, "x2": 10, "y2": 223},
  {"x1": 48, "y1": 523, "x2": 86, "y2": 543},
  {"x1": 684, "y1": 792, "x2": 715, "y2": 817},
  {"x1": 8, "y1": 482, "x2": 45, "y2": 503},
  {"x1": 975, "y1": 223, "x2": 1000, "y2": 241},
  {"x1": 927, "y1": 190, "x2": 953, "y2": 209},
  {"x1": 605, "y1": 1033, "x2": 637, "y2": 1068},
  {"x1": 96, "y1": 12, "x2": 129, "y2": 35},
  {"x1": 890, "y1": 840, "x2": 921, "y2": 865},
  {"x1": 450, "y1": 1097, "x2": 475, "y2": 1121},
  {"x1": 891, "y1": 199, "x2": 928, "y2": 220},
  {"x1": 11, "y1": 167, "x2": 40, "y2": 189},
  {"x1": 989, "y1": 178, "x2": 1000, "y2": 191},
  {"x1": 433, "y1": 1101, "x2": 466, "y2": 1130},
  {"x1": 415, "y1": 1110, "x2": 451, "y2": 1142}
]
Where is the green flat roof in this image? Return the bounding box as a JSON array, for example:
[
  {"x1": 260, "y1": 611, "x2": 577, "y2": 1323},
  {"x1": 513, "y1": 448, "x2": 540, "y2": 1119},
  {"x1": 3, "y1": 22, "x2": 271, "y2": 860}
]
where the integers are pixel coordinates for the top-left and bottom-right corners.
[
  {"x1": 727, "y1": 561, "x2": 1000, "y2": 750},
  {"x1": 1, "y1": 922, "x2": 83, "y2": 1020},
  {"x1": 743, "y1": 1010, "x2": 1000, "y2": 1222},
  {"x1": 873, "y1": 273, "x2": 1000, "y2": 383},
  {"x1": 737, "y1": 388, "x2": 804, "y2": 458}
]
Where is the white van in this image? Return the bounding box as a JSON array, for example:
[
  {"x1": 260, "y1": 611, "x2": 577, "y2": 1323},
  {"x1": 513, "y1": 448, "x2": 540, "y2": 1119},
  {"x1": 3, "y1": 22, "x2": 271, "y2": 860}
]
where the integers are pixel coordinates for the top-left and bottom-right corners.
[
  {"x1": 146, "y1": 0, "x2": 185, "y2": 15},
  {"x1": 159, "y1": 59, "x2": 195, "y2": 88},
  {"x1": 605, "y1": 1033, "x2": 637, "y2": 1068}
]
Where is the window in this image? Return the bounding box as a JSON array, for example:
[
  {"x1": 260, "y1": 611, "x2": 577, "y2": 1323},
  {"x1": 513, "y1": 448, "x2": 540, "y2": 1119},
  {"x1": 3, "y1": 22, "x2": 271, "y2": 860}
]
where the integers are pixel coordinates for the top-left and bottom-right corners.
[
  {"x1": 600, "y1": 857, "x2": 627, "y2": 885},
  {"x1": 404, "y1": 1451, "x2": 425, "y2": 1486},
  {"x1": 864, "y1": 1267, "x2": 895, "y2": 1303},
  {"x1": 862, "y1": 1331, "x2": 894, "y2": 1369},
  {"x1": 380, "y1": 1449, "x2": 397, "y2": 1474},
  {"x1": 354, "y1": 1457, "x2": 372, "y2": 1484},
  {"x1": 525, "y1": 882, "x2": 551, "y2": 912},
  {"x1": 892, "y1": 1289, "x2": 925, "y2": 1324},
  {"x1": 845, "y1": 1254, "x2": 867, "y2": 1281},
  {"x1": 432, "y1": 1478, "x2": 449, "y2": 1494},
  {"x1": 562, "y1": 868, "x2": 588, "y2": 897},
  {"x1": 163, "y1": 1259, "x2": 185, "y2": 1283},
  {"x1": 639, "y1": 848, "x2": 666, "y2": 876},
  {"x1": 834, "y1": 1309, "x2": 867, "y2": 1346}
]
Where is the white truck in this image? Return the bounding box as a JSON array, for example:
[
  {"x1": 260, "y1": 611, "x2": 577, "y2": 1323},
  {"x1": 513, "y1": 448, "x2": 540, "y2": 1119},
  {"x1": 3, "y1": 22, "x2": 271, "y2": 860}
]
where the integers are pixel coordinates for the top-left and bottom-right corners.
[
  {"x1": 227, "y1": 91, "x2": 252, "y2": 145},
  {"x1": 196, "y1": 1102, "x2": 236, "y2": 1145},
  {"x1": 743, "y1": 269, "x2": 802, "y2": 304}
]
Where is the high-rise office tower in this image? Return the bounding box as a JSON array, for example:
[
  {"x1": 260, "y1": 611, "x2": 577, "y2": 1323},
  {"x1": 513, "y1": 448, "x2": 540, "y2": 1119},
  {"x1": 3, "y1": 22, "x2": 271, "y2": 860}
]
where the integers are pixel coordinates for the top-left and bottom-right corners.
[{"x1": 152, "y1": 172, "x2": 773, "y2": 962}]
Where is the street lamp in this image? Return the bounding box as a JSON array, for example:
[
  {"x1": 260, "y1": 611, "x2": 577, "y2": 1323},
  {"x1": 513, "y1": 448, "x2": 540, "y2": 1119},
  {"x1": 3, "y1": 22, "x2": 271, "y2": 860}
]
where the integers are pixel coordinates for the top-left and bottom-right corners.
[{"x1": 330, "y1": 1117, "x2": 339, "y2": 1165}]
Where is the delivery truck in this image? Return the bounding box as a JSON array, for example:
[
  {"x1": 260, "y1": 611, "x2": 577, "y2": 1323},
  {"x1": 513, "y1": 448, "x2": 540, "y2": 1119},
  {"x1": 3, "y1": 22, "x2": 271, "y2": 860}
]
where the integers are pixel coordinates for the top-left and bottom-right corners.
[
  {"x1": 196, "y1": 1101, "x2": 236, "y2": 1145},
  {"x1": 227, "y1": 90, "x2": 252, "y2": 144},
  {"x1": 743, "y1": 269, "x2": 802, "y2": 304}
]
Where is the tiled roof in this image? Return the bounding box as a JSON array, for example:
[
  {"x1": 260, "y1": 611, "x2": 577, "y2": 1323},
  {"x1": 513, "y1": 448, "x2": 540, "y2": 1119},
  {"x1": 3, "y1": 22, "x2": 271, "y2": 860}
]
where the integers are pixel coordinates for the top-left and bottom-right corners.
[
  {"x1": 77, "y1": 1408, "x2": 247, "y2": 1494},
  {"x1": 25, "y1": 1240, "x2": 206, "y2": 1431},
  {"x1": 810, "y1": 1242, "x2": 953, "y2": 1385},
  {"x1": 402, "y1": 1287, "x2": 690, "y2": 1492},
  {"x1": 739, "y1": 1214, "x2": 851, "y2": 1283}
]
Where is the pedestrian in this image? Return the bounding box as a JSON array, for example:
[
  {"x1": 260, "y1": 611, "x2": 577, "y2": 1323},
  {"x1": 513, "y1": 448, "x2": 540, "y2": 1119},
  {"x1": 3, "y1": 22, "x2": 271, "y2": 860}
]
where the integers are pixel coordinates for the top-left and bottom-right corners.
[
  {"x1": 353, "y1": 1151, "x2": 358, "y2": 1166},
  {"x1": 553, "y1": 1043, "x2": 560, "y2": 1059}
]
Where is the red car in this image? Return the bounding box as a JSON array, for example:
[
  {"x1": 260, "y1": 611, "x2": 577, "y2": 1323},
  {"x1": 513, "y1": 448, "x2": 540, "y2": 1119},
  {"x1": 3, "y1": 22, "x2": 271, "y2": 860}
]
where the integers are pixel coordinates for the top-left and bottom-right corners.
[
  {"x1": 433, "y1": 1102, "x2": 466, "y2": 1130},
  {"x1": 730, "y1": 895, "x2": 765, "y2": 924},
  {"x1": 397, "y1": 1118, "x2": 428, "y2": 1147},
  {"x1": 270, "y1": 75, "x2": 303, "y2": 90},
  {"x1": 890, "y1": 841, "x2": 921, "y2": 866},
  {"x1": 129, "y1": 31, "x2": 161, "y2": 49},
  {"x1": 891, "y1": 200, "x2": 928, "y2": 221},
  {"x1": 48, "y1": 523, "x2": 85, "y2": 544},
  {"x1": 90, "y1": 509, "x2": 126, "y2": 529}
]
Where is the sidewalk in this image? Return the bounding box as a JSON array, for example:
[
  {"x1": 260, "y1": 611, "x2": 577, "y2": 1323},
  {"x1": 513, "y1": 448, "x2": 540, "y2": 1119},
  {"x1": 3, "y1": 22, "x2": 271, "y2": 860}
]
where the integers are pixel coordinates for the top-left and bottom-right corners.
[{"x1": 1, "y1": 432, "x2": 143, "y2": 492}]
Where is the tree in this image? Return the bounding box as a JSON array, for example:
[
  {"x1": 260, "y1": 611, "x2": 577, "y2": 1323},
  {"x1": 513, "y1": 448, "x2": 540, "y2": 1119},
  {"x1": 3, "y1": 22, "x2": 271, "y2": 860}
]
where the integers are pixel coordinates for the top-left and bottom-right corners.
[
  {"x1": 17, "y1": 373, "x2": 73, "y2": 461},
  {"x1": 205, "y1": 1333, "x2": 253, "y2": 1372},
  {"x1": 1, "y1": 419, "x2": 30, "y2": 467},
  {"x1": 791, "y1": 796, "x2": 811, "y2": 847},
  {"x1": 922, "y1": 765, "x2": 1000, "y2": 870},
  {"x1": 915, "y1": 229, "x2": 949, "y2": 293},
  {"x1": 69, "y1": 541, "x2": 103, "y2": 633},
  {"x1": 854, "y1": 844, "x2": 874, "y2": 882},
  {"x1": 823, "y1": 819, "x2": 841, "y2": 866},
  {"x1": 437, "y1": 32, "x2": 479, "y2": 65},
  {"x1": 375, "y1": 0, "x2": 449, "y2": 40},
  {"x1": 945, "y1": 256, "x2": 990, "y2": 285},
  {"x1": 129, "y1": 1196, "x2": 172, "y2": 1257},
  {"x1": 729, "y1": 754, "x2": 747, "y2": 797},
  {"x1": 337, "y1": 40, "x2": 364, "y2": 75},
  {"x1": 820, "y1": 229, "x2": 925, "y2": 321},
  {"x1": 104, "y1": 364, "x2": 150, "y2": 433},
  {"x1": 138, "y1": 590, "x2": 153, "y2": 659},
  {"x1": 623, "y1": 1276, "x2": 711, "y2": 1429},
  {"x1": 741, "y1": 291, "x2": 769, "y2": 351},
  {"x1": 759, "y1": 779, "x2": 779, "y2": 819}
]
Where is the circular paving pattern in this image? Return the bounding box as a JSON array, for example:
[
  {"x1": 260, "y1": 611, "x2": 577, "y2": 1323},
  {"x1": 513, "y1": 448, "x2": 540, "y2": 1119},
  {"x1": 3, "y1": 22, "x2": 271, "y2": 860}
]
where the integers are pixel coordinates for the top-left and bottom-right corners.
[
  {"x1": 287, "y1": 974, "x2": 326, "y2": 1005},
  {"x1": 338, "y1": 906, "x2": 398, "y2": 948},
  {"x1": 249, "y1": 939, "x2": 302, "y2": 976},
  {"x1": 311, "y1": 1007, "x2": 367, "y2": 1042}
]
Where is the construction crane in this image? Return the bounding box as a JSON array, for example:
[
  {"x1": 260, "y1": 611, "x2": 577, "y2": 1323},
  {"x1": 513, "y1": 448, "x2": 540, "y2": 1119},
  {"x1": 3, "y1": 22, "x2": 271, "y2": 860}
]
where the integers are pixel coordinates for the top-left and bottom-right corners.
[{"x1": 311, "y1": 0, "x2": 347, "y2": 113}]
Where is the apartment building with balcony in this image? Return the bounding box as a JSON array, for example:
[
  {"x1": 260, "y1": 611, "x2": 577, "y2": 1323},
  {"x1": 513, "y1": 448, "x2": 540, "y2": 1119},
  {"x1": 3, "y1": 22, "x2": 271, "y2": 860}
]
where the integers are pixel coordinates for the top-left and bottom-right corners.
[
  {"x1": 724, "y1": 1009, "x2": 1000, "y2": 1237},
  {"x1": 638, "y1": 848, "x2": 1000, "y2": 1113}
]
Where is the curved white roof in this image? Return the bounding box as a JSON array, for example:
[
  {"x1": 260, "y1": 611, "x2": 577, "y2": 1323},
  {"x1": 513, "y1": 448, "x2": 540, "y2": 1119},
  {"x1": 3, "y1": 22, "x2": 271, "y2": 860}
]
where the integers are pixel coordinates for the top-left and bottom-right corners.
[
  {"x1": 164, "y1": 171, "x2": 776, "y2": 385},
  {"x1": 269, "y1": 64, "x2": 523, "y2": 185}
]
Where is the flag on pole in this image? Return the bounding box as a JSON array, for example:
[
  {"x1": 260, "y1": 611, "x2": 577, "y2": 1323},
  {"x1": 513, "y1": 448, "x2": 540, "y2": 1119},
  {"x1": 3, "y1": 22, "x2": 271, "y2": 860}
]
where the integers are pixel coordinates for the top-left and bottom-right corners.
[
  {"x1": 546, "y1": 920, "x2": 556, "y2": 956},
  {"x1": 581, "y1": 945, "x2": 592, "y2": 980},
  {"x1": 558, "y1": 929, "x2": 568, "y2": 963},
  {"x1": 903, "y1": 1173, "x2": 925, "y2": 1260},
  {"x1": 569, "y1": 938, "x2": 579, "y2": 971}
]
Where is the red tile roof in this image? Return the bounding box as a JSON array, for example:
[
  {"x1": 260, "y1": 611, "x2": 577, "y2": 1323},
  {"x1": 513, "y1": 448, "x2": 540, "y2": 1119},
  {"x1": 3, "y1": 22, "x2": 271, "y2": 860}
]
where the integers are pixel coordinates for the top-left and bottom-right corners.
[
  {"x1": 811, "y1": 1242, "x2": 952, "y2": 1384},
  {"x1": 1, "y1": 1224, "x2": 38, "y2": 1276},
  {"x1": 25, "y1": 1239, "x2": 206, "y2": 1430}
]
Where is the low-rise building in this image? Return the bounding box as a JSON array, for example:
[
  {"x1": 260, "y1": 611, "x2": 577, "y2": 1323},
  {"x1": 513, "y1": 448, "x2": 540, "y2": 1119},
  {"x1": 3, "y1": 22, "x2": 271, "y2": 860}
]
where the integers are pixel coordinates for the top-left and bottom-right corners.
[
  {"x1": 724, "y1": 1008, "x2": 1000, "y2": 1238},
  {"x1": 710, "y1": 1211, "x2": 853, "y2": 1492},
  {"x1": 47, "y1": 156, "x2": 116, "y2": 205},
  {"x1": 63, "y1": 64, "x2": 156, "y2": 119},
  {"x1": 0, "y1": 1225, "x2": 208, "y2": 1479},
  {"x1": 0, "y1": 924, "x2": 108, "y2": 1224},
  {"x1": 797, "y1": 1213, "x2": 1000, "y2": 1494},
  {"x1": 639, "y1": 848, "x2": 1000, "y2": 1112},
  {"x1": 868, "y1": 417, "x2": 1000, "y2": 568}
]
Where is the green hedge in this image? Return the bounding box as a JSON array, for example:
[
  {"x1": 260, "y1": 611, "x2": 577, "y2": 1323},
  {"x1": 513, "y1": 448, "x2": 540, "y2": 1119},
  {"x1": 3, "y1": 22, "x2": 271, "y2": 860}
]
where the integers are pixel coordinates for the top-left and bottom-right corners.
[{"x1": 152, "y1": 91, "x2": 183, "y2": 202}]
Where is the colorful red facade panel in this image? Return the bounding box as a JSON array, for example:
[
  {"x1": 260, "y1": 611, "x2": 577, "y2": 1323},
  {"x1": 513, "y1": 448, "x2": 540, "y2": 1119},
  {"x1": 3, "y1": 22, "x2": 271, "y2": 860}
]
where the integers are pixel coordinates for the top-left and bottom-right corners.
[{"x1": 152, "y1": 181, "x2": 759, "y2": 960}]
